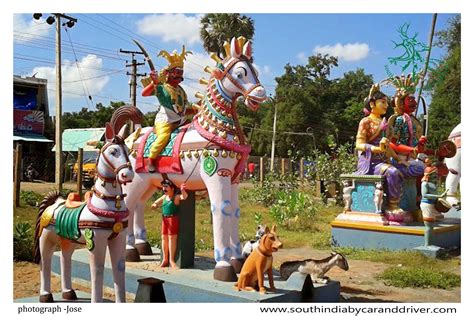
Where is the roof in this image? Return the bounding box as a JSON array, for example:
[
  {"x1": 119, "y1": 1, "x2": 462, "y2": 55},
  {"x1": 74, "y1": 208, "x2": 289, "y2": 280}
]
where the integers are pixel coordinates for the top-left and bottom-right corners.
[
  {"x1": 13, "y1": 134, "x2": 53, "y2": 143},
  {"x1": 52, "y1": 128, "x2": 105, "y2": 152}
]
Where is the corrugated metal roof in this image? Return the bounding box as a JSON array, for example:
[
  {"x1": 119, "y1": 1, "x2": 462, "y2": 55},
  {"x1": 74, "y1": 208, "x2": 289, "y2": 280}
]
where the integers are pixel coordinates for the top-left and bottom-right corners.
[
  {"x1": 13, "y1": 134, "x2": 53, "y2": 143},
  {"x1": 52, "y1": 128, "x2": 105, "y2": 152}
]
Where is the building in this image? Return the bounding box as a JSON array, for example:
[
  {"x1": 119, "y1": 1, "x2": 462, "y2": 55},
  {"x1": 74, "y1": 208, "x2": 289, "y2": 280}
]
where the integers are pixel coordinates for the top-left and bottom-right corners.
[{"x1": 13, "y1": 75, "x2": 54, "y2": 181}]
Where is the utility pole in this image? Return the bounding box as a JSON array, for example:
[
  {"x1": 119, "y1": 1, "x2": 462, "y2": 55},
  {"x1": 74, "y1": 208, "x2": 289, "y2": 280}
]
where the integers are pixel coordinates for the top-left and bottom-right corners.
[
  {"x1": 270, "y1": 96, "x2": 277, "y2": 172},
  {"x1": 34, "y1": 13, "x2": 77, "y2": 191},
  {"x1": 120, "y1": 49, "x2": 146, "y2": 107}
]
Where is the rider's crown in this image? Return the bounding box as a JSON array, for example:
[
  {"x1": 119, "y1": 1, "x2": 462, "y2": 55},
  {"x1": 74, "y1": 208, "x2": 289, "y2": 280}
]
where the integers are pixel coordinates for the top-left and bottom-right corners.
[{"x1": 158, "y1": 45, "x2": 192, "y2": 70}]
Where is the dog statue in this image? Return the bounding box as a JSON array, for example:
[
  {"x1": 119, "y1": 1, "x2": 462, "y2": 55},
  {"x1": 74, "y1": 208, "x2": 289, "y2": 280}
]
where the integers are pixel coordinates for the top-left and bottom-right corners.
[
  {"x1": 235, "y1": 225, "x2": 282, "y2": 294},
  {"x1": 279, "y1": 252, "x2": 349, "y2": 284},
  {"x1": 241, "y1": 224, "x2": 267, "y2": 259}
]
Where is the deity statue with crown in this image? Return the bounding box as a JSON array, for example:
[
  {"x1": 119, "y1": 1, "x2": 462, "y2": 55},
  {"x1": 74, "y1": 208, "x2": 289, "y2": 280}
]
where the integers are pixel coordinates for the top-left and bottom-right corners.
[{"x1": 141, "y1": 46, "x2": 193, "y2": 173}]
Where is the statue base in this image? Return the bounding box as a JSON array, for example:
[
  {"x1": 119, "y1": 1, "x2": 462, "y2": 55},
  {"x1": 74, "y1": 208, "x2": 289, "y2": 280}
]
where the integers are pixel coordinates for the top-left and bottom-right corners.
[
  {"x1": 331, "y1": 217, "x2": 460, "y2": 251},
  {"x1": 46, "y1": 248, "x2": 341, "y2": 302}
]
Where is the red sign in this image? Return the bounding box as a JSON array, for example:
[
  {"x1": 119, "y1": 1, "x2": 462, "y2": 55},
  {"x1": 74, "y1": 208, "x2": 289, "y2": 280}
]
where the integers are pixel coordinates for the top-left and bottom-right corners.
[{"x1": 14, "y1": 110, "x2": 45, "y2": 135}]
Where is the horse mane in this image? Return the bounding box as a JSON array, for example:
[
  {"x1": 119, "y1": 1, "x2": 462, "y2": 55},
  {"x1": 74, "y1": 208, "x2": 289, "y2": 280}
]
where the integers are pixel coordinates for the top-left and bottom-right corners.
[
  {"x1": 33, "y1": 191, "x2": 63, "y2": 264},
  {"x1": 110, "y1": 105, "x2": 145, "y2": 135}
]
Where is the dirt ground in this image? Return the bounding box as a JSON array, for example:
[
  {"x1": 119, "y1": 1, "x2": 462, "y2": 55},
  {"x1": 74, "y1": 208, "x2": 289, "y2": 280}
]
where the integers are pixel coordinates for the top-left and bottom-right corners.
[
  {"x1": 272, "y1": 248, "x2": 460, "y2": 303},
  {"x1": 14, "y1": 247, "x2": 460, "y2": 303}
]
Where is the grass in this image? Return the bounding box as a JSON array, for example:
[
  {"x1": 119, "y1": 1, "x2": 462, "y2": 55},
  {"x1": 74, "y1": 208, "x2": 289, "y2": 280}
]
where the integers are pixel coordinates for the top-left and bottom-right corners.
[
  {"x1": 376, "y1": 266, "x2": 461, "y2": 289},
  {"x1": 335, "y1": 247, "x2": 461, "y2": 273}
]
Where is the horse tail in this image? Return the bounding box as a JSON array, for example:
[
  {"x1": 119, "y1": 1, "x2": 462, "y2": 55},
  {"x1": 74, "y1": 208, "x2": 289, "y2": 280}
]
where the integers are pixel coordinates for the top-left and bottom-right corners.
[
  {"x1": 33, "y1": 191, "x2": 62, "y2": 264},
  {"x1": 110, "y1": 105, "x2": 145, "y2": 135}
]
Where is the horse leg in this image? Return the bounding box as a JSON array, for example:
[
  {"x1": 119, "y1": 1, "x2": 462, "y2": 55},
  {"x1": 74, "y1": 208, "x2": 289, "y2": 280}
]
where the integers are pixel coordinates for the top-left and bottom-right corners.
[
  {"x1": 59, "y1": 238, "x2": 77, "y2": 300},
  {"x1": 39, "y1": 230, "x2": 56, "y2": 302},
  {"x1": 133, "y1": 201, "x2": 153, "y2": 255},
  {"x1": 202, "y1": 172, "x2": 236, "y2": 281},
  {"x1": 108, "y1": 231, "x2": 127, "y2": 303},
  {"x1": 229, "y1": 183, "x2": 243, "y2": 273},
  {"x1": 88, "y1": 230, "x2": 108, "y2": 303}
]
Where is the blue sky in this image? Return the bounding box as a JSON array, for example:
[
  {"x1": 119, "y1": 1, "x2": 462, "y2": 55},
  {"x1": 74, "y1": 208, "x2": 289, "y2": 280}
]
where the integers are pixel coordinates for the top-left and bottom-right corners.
[{"x1": 13, "y1": 13, "x2": 456, "y2": 114}]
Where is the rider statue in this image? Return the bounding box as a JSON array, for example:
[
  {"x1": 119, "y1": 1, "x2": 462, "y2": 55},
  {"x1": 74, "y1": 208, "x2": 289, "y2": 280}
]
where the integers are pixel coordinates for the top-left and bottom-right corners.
[{"x1": 141, "y1": 46, "x2": 192, "y2": 173}]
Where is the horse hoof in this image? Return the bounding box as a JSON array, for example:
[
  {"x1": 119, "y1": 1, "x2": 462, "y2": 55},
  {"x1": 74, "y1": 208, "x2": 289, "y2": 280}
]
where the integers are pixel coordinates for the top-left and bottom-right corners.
[
  {"x1": 135, "y1": 242, "x2": 153, "y2": 255},
  {"x1": 230, "y1": 258, "x2": 244, "y2": 274},
  {"x1": 39, "y1": 293, "x2": 54, "y2": 303},
  {"x1": 126, "y1": 248, "x2": 141, "y2": 262},
  {"x1": 213, "y1": 266, "x2": 237, "y2": 282},
  {"x1": 62, "y1": 290, "x2": 77, "y2": 300}
]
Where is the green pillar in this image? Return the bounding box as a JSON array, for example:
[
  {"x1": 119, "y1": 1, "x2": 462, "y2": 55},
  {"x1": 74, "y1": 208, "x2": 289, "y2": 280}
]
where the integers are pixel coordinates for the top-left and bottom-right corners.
[{"x1": 175, "y1": 191, "x2": 196, "y2": 268}]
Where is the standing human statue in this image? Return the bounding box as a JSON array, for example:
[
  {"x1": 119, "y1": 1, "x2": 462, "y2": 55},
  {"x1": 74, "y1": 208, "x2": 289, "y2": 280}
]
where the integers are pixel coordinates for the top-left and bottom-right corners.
[
  {"x1": 151, "y1": 179, "x2": 188, "y2": 268},
  {"x1": 420, "y1": 160, "x2": 448, "y2": 246},
  {"x1": 141, "y1": 46, "x2": 192, "y2": 173},
  {"x1": 355, "y1": 84, "x2": 412, "y2": 223}
]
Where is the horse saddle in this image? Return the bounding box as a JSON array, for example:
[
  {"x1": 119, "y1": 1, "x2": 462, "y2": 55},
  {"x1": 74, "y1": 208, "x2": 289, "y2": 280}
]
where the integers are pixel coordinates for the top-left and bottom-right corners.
[{"x1": 135, "y1": 124, "x2": 189, "y2": 174}]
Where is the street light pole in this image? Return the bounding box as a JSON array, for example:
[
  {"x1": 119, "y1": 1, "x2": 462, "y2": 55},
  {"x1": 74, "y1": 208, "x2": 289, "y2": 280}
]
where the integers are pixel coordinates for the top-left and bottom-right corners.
[
  {"x1": 54, "y1": 14, "x2": 63, "y2": 191},
  {"x1": 270, "y1": 96, "x2": 277, "y2": 172},
  {"x1": 34, "y1": 13, "x2": 77, "y2": 191}
]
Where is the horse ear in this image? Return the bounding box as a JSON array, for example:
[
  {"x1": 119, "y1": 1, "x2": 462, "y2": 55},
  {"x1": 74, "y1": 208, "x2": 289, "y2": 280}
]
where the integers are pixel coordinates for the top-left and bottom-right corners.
[
  {"x1": 230, "y1": 37, "x2": 241, "y2": 58},
  {"x1": 118, "y1": 124, "x2": 128, "y2": 139},
  {"x1": 105, "y1": 122, "x2": 115, "y2": 142},
  {"x1": 243, "y1": 41, "x2": 252, "y2": 59}
]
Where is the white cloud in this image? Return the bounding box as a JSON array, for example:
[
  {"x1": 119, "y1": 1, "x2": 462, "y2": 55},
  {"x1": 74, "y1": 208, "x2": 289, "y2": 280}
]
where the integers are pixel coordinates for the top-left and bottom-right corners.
[
  {"x1": 180, "y1": 52, "x2": 215, "y2": 102},
  {"x1": 136, "y1": 14, "x2": 201, "y2": 46},
  {"x1": 297, "y1": 52, "x2": 306, "y2": 62},
  {"x1": 14, "y1": 14, "x2": 52, "y2": 43},
  {"x1": 313, "y1": 42, "x2": 370, "y2": 62},
  {"x1": 254, "y1": 64, "x2": 272, "y2": 77},
  {"x1": 32, "y1": 55, "x2": 110, "y2": 110}
]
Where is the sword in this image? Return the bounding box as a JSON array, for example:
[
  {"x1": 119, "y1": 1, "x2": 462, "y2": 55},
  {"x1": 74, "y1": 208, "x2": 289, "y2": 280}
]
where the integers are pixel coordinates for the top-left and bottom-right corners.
[{"x1": 133, "y1": 39, "x2": 155, "y2": 87}]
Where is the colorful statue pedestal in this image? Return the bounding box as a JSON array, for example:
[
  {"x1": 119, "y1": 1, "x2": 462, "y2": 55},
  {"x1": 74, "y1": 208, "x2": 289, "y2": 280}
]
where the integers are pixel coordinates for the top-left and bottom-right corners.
[
  {"x1": 331, "y1": 175, "x2": 460, "y2": 252},
  {"x1": 337, "y1": 174, "x2": 389, "y2": 225}
]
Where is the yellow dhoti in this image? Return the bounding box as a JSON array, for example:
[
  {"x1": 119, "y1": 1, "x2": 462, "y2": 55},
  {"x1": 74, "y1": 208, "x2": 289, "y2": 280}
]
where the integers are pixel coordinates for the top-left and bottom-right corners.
[{"x1": 149, "y1": 122, "x2": 179, "y2": 159}]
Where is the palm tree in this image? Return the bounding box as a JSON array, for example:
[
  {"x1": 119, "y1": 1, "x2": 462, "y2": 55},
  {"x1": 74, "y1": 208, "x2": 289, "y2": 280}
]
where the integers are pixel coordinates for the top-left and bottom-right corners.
[{"x1": 200, "y1": 14, "x2": 255, "y2": 58}]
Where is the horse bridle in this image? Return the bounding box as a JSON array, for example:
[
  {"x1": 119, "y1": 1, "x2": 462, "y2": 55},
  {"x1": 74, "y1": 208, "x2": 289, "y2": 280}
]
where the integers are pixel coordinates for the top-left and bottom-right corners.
[
  {"x1": 221, "y1": 56, "x2": 265, "y2": 101},
  {"x1": 97, "y1": 136, "x2": 132, "y2": 184}
]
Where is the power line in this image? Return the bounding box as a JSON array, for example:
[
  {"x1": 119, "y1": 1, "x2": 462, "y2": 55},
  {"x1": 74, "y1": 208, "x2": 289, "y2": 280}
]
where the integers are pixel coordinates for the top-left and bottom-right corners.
[{"x1": 64, "y1": 26, "x2": 94, "y2": 109}]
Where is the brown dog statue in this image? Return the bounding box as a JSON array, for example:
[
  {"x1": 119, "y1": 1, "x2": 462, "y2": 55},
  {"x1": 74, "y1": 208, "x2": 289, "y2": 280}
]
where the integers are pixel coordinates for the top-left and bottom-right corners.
[{"x1": 235, "y1": 225, "x2": 282, "y2": 294}]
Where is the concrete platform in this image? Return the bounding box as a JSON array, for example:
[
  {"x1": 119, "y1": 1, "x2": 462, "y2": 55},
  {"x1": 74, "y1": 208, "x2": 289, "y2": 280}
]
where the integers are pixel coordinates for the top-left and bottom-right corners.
[
  {"x1": 331, "y1": 218, "x2": 460, "y2": 250},
  {"x1": 15, "y1": 291, "x2": 113, "y2": 303},
  {"x1": 48, "y1": 248, "x2": 341, "y2": 303}
]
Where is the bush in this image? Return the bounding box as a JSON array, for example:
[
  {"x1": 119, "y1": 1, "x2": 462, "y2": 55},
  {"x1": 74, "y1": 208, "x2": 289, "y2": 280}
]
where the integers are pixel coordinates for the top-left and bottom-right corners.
[
  {"x1": 269, "y1": 191, "x2": 320, "y2": 231},
  {"x1": 19, "y1": 191, "x2": 44, "y2": 207},
  {"x1": 241, "y1": 173, "x2": 282, "y2": 207},
  {"x1": 377, "y1": 266, "x2": 460, "y2": 289},
  {"x1": 14, "y1": 222, "x2": 35, "y2": 262}
]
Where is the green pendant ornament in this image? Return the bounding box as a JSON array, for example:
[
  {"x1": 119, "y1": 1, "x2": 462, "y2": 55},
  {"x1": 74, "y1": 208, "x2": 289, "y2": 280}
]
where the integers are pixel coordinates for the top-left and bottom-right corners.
[
  {"x1": 84, "y1": 228, "x2": 95, "y2": 251},
  {"x1": 203, "y1": 155, "x2": 218, "y2": 176}
]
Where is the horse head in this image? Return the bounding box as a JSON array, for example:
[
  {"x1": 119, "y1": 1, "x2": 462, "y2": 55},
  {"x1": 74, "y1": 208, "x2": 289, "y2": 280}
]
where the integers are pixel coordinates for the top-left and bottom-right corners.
[
  {"x1": 210, "y1": 37, "x2": 267, "y2": 111},
  {"x1": 97, "y1": 123, "x2": 134, "y2": 185}
]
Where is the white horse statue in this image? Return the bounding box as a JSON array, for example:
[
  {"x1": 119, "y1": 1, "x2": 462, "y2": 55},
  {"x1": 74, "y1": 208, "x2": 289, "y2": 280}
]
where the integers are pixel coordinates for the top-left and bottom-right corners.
[
  {"x1": 114, "y1": 37, "x2": 267, "y2": 281},
  {"x1": 34, "y1": 123, "x2": 133, "y2": 303},
  {"x1": 445, "y1": 123, "x2": 461, "y2": 207}
]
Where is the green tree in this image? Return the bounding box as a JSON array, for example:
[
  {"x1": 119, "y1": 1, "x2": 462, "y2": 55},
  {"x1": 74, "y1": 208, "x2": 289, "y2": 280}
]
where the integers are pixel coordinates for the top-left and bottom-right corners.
[
  {"x1": 427, "y1": 15, "x2": 461, "y2": 146},
  {"x1": 62, "y1": 101, "x2": 125, "y2": 129},
  {"x1": 200, "y1": 14, "x2": 255, "y2": 58},
  {"x1": 249, "y1": 54, "x2": 373, "y2": 157}
]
